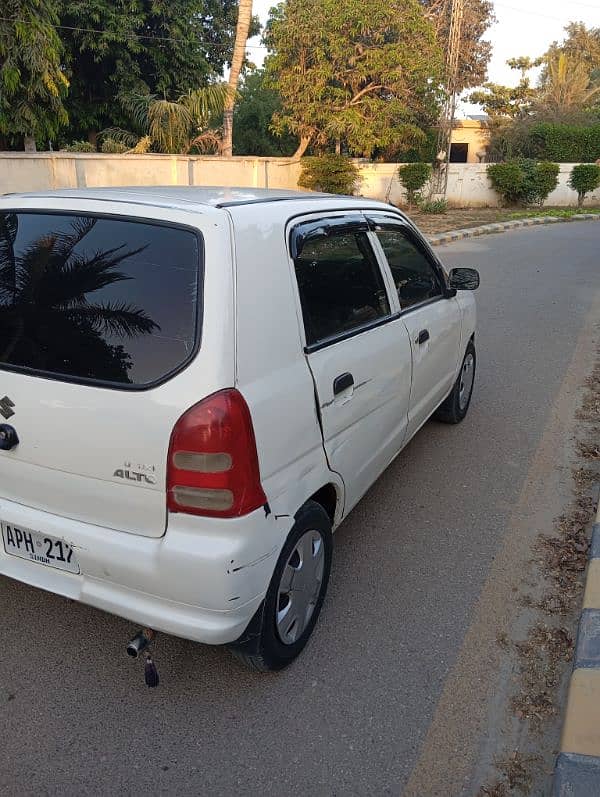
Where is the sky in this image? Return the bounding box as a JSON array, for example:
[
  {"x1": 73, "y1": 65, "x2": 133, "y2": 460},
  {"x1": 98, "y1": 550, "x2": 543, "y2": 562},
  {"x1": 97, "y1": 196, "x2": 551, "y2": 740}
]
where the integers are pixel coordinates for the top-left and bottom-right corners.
[{"x1": 247, "y1": 0, "x2": 600, "y2": 112}]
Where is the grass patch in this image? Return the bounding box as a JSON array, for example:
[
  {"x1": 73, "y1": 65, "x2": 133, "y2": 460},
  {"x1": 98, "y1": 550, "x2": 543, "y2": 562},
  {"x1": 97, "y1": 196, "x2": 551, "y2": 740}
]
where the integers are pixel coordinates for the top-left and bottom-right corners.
[{"x1": 509, "y1": 207, "x2": 600, "y2": 220}]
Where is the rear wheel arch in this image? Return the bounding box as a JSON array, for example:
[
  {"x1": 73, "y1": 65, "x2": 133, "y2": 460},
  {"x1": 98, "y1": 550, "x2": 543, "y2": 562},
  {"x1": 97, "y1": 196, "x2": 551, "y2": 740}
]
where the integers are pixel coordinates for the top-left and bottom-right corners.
[
  {"x1": 306, "y1": 482, "x2": 342, "y2": 527},
  {"x1": 230, "y1": 498, "x2": 333, "y2": 671}
]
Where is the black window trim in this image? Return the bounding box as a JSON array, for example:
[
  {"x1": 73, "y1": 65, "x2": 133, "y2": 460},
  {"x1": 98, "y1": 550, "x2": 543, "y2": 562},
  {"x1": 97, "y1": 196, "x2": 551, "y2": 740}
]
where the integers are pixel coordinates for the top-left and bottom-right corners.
[
  {"x1": 288, "y1": 213, "x2": 369, "y2": 259},
  {"x1": 287, "y1": 208, "x2": 455, "y2": 354},
  {"x1": 304, "y1": 290, "x2": 449, "y2": 354},
  {"x1": 304, "y1": 312, "x2": 404, "y2": 354},
  {"x1": 0, "y1": 208, "x2": 205, "y2": 392},
  {"x1": 398, "y1": 293, "x2": 447, "y2": 318},
  {"x1": 365, "y1": 213, "x2": 452, "y2": 307},
  {"x1": 289, "y1": 214, "x2": 399, "y2": 353}
]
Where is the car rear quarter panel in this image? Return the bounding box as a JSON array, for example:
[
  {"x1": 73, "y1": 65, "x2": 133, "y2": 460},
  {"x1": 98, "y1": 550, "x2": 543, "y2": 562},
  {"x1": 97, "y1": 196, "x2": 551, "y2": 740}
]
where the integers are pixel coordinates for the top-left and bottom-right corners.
[{"x1": 229, "y1": 203, "x2": 344, "y2": 528}]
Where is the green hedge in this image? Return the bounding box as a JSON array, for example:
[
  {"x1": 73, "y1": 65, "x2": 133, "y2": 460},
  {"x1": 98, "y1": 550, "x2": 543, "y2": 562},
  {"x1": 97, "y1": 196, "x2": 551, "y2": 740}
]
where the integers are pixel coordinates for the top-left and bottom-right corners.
[
  {"x1": 397, "y1": 162, "x2": 432, "y2": 207},
  {"x1": 100, "y1": 138, "x2": 128, "y2": 154},
  {"x1": 568, "y1": 164, "x2": 600, "y2": 206},
  {"x1": 525, "y1": 123, "x2": 600, "y2": 163},
  {"x1": 298, "y1": 155, "x2": 360, "y2": 195},
  {"x1": 487, "y1": 159, "x2": 559, "y2": 206},
  {"x1": 61, "y1": 140, "x2": 95, "y2": 152}
]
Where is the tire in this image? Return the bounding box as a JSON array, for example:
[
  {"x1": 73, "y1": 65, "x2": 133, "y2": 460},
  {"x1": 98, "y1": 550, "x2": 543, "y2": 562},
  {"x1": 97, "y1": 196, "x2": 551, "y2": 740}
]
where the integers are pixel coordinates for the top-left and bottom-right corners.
[
  {"x1": 229, "y1": 500, "x2": 333, "y2": 672},
  {"x1": 434, "y1": 340, "x2": 476, "y2": 424}
]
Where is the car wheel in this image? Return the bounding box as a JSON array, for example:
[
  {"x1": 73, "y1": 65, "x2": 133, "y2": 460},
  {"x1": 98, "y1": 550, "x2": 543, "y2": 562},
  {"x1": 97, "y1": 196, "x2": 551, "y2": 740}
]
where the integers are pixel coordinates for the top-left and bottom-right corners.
[
  {"x1": 229, "y1": 500, "x2": 333, "y2": 672},
  {"x1": 434, "y1": 340, "x2": 476, "y2": 424}
]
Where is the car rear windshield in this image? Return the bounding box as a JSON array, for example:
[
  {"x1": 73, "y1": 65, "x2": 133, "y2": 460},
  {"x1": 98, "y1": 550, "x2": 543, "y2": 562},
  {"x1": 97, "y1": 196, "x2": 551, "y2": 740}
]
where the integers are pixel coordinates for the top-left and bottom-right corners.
[{"x1": 0, "y1": 211, "x2": 202, "y2": 388}]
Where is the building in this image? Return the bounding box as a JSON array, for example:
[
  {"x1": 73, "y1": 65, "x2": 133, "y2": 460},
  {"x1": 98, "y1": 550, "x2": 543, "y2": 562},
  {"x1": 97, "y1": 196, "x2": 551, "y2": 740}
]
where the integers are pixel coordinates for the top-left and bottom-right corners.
[{"x1": 449, "y1": 118, "x2": 490, "y2": 163}]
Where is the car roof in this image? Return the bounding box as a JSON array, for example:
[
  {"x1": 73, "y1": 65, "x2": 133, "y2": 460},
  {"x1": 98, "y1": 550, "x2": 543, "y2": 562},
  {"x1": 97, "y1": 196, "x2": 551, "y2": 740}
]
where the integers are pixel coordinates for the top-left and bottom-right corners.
[
  {"x1": 5, "y1": 186, "x2": 351, "y2": 210},
  {"x1": 2, "y1": 186, "x2": 409, "y2": 231}
]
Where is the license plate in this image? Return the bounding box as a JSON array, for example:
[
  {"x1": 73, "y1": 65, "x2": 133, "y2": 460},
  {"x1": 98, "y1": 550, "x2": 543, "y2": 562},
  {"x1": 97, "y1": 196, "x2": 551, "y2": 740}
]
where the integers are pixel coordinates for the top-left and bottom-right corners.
[{"x1": 1, "y1": 522, "x2": 80, "y2": 574}]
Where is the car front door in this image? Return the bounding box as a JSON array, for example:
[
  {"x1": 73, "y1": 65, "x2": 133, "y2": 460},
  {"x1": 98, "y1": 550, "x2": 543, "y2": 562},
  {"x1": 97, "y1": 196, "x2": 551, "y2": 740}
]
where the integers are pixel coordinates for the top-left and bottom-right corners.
[
  {"x1": 289, "y1": 213, "x2": 412, "y2": 514},
  {"x1": 367, "y1": 213, "x2": 463, "y2": 439}
]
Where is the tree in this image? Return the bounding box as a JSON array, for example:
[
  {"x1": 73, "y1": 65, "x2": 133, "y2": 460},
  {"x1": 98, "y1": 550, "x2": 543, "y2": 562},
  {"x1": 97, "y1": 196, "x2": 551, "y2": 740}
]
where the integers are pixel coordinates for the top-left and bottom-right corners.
[
  {"x1": 469, "y1": 80, "x2": 537, "y2": 118},
  {"x1": 222, "y1": 0, "x2": 253, "y2": 157},
  {"x1": 60, "y1": 1, "x2": 243, "y2": 145},
  {"x1": 474, "y1": 25, "x2": 600, "y2": 160},
  {"x1": 422, "y1": 0, "x2": 495, "y2": 91},
  {"x1": 104, "y1": 85, "x2": 227, "y2": 153},
  {"x1": 506, "y1": 56, "x2": 543, "y2": 78},
  {"x1": 0, "y1": 1, "x2": 68, "y2": 150},
  {"x1": 264, "y1": 0, "x2": 443, "y2": 159},
  {"x1": 537, "y1": 52, "x2": 600, "y2": 115},
  {"x1": 233, "y1": 70, "x2": 297, "y2": 155},
  {"x1": 568, "y1": 164, "x2": 600, "y2": 207},
  {"x1": 547, "y1": 23, "x2": 600, "y2": 75},
  {"x1": 469, "y1": 57, "x2": 540, "y2": 118}
]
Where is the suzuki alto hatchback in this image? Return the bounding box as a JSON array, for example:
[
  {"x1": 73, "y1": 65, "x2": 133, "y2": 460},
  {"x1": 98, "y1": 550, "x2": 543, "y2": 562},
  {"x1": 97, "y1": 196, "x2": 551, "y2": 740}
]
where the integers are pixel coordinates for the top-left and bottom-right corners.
[{"x1": 0, "y1": 187, "x2": 479, "y2": 671}]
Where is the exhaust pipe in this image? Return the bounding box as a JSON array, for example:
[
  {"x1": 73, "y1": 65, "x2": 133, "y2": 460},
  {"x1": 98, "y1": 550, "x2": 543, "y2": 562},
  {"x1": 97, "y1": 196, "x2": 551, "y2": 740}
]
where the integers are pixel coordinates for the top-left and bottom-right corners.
[{"x1": 127, "y1": 628, "x2": 156, "y2": 658}]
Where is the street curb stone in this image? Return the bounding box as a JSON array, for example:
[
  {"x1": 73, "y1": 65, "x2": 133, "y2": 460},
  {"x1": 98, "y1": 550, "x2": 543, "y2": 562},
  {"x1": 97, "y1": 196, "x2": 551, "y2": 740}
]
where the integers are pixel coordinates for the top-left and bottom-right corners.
[
  {"x1": 428, "y1": 214, "x2": 600, "y2": 246},
  {"x1": 554, "y1": 509, "x2": 600, "y2": 795},
  {"x1": 589, "y1": 522, "x2": 600, "y2": 560},
  {"x1": 555, "y1": 753, "x2": 600, "y2": 796},
  {"x1": 574, "y1": 608, "x2": 600, "y2": 669}
]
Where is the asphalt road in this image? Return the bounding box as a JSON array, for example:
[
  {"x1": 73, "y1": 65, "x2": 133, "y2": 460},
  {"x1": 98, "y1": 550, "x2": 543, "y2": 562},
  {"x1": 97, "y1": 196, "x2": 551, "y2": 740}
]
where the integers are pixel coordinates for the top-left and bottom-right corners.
[{"x1": 1, "y1": 223, "x2": 599, "y2": 796}]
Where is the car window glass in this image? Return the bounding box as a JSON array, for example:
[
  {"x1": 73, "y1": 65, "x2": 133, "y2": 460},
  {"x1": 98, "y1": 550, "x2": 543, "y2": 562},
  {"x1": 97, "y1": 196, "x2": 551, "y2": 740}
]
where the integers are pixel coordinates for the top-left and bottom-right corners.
[
  {"x1": 376, "y1": 230, "x2": 442, "y2": 309},
  {"x1": 0, "y1": 212, "x2": 201, "y2": 387},
  {"x1": 293, "y1": 229, "x2": 390, "y2": 346}
]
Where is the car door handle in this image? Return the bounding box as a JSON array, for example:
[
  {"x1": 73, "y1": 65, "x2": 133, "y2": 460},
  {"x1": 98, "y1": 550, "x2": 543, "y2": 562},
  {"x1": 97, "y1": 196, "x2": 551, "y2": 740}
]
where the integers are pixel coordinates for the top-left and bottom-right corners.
[
  {"x1": 416, "y1": 329, "x2": 430, "y2": 345},
  {"x1": 333, "y1": 372, "x2": 354, "y2": 395}
]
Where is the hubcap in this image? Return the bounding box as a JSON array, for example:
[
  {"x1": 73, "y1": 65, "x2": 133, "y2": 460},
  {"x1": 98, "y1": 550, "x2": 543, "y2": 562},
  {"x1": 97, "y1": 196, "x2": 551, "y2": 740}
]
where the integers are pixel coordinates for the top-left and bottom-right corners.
[
  {"x1": 458, "y1": 352, "x2": 475, "y2": 410},
  {"x1": 276, "y1": 530, "x2": 325, "y2": 645}
]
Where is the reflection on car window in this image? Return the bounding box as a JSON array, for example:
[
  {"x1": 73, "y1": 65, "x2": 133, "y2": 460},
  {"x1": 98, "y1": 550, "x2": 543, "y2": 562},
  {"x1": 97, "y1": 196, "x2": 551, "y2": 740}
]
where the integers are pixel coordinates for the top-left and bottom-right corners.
[
  {"x1": 376, "y1": 230, "x2": 442, "y2": 309},
  {"x1": 0, "y1": 212, "x2": 201, "y2": 386},
  {"x1": 293, "y1": 230, "x2": 390, "y2": 346}
]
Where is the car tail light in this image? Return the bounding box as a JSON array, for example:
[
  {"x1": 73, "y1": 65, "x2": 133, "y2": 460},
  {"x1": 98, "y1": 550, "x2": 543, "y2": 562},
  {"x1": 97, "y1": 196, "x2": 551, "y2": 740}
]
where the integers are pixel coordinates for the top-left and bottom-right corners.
[{"x1": 167, "y1": 389, "x2": 267, "y2": 518}]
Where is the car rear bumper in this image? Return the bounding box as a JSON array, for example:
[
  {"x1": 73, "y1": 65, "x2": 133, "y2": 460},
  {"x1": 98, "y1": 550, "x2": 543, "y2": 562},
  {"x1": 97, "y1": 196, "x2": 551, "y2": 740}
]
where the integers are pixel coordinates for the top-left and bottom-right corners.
[{"x1": 0, "y1": 497, "x2": 290, "y2": 645}]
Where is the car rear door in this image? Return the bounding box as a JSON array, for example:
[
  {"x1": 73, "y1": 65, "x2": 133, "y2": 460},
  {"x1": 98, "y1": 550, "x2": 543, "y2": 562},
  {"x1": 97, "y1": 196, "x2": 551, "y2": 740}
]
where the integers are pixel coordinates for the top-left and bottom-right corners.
[
  {"x1": 367, "y1": 213, "x2": 462, "y2": 438},
  {"x1": 288, "y1": 213, "x2": 412, "y2": 514},
  {"x1": 0, "y1": 201, "x2": 233, "y2": 538}
]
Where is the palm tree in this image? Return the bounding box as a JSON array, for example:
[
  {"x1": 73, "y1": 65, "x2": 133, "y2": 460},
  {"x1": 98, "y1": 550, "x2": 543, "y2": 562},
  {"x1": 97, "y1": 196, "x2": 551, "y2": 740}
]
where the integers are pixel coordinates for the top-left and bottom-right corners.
[
  {"x1": 539, "y1": 53, "x2": 600, "y2": 113},
  {"x1": 0, "y1": 214, "x2": 158, "y2": 383},
  {"x1": 222, "y1": 0, "x2": 253, "y2": 157},
  {"x1": 104, "y1": 85, "x2": 228, "y2": 155}
]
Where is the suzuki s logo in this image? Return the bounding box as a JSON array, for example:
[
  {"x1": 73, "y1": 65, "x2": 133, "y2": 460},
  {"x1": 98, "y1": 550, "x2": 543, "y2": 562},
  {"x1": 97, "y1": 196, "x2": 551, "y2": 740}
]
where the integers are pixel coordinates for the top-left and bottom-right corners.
[{"x1": 0, "y1": 396, "x2": 15, "y2": 420}]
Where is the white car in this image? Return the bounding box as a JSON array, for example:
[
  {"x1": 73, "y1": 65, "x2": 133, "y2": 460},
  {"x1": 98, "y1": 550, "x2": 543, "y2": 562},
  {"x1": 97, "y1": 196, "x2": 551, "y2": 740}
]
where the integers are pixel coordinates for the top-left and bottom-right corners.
[{"x1": 0, "y1": 187, "x2": 478, "y2": 672}]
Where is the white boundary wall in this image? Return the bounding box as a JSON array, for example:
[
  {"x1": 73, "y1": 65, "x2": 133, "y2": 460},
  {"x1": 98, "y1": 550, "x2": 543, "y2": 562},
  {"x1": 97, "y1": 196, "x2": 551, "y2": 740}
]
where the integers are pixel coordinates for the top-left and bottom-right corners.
[
  {"x1": 357, "y1": 162, "x2": 600, "y2": 207},
  {"x1": 0, "y1": 153, "x2": 599, "y2": 208}
]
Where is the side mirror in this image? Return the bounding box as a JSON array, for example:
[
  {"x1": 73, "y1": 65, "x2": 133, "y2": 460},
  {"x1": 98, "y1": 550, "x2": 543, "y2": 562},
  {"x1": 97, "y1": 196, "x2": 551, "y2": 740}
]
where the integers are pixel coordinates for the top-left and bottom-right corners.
[{"x1": 449, "y1": 267, "x2": 480, "y2": 291}]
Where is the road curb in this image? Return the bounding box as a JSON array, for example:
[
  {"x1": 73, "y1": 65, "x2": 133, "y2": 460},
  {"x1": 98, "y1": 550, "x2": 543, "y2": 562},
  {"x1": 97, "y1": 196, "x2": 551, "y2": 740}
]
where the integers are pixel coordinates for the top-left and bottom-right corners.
[
  {"x1": 428, "y1": 214, "x2": 600, "y2": 246},
  {"x1": 555, "y1": 496, "x2": 600, "y2": 796}
]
